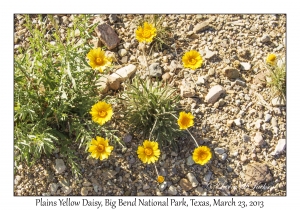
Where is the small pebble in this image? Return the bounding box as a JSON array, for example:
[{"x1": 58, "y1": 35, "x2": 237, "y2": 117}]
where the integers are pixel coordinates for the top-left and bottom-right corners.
[
  {"x1": 265, "y1": 113, "x2": 272, "y2": 122},
  {"x1": 234, "y1": 118, "x2": 242, "y2": 127}
]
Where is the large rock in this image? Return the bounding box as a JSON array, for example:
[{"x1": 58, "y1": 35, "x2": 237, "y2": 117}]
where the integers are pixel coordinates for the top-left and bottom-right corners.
[
  {"x1": 110, "y1": 64, "x2": 137, "y2": 82},
  {"x1": 95, "y1": 23, "x2": 120, "y2": 50},
  {"x1": 242, "y1": 162, "x2": 273, "y2": 187},
  {"x1": 205, "y1": 85, "x2": 225, "y2": 103}
]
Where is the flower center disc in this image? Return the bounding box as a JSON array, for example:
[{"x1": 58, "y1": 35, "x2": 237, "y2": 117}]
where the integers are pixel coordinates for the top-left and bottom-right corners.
[
  {"x1": 143, "y1": 30, "x2": 151, "y2": 38},
  {"x1": 181, "y1": 117, "x2": 189, "y2": 126},
  {"x1": 96, "y1": 57, "x2": 103, "y2": 65},
  {"x1": 189, "y1": 58, "x2": 196, "y2": 64},
  {"x1": 199, "y1": 152, "x2": 208, "y2": 160},
  {"x1": 98, "y1": 111, "x2": 107, "y2": 117},
  {"x1": 97, "y1": 144, "x2": 104, "y2": 152},
  {"x1": 145, "y1": 148, "x2": 153, "y2": 156}
]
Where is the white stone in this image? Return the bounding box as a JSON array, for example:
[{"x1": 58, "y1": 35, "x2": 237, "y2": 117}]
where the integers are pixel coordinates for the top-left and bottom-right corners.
[
  {"x1": 62, "y1": 186, "x2": 72, "y2": 195},
  {"x1": 180, "y1": 79, "x2": 195, "y2": 98},
  {"x1": 264, "y1": 113, "x2": 272, "y2": 122},
  {"x1": 110, "y1": 64, "x2": 137, "y2": 82},
  {"x1": 234, "y1": 118, "x2": 242, "y2": 127},
  {"x1": 205, "y1": 85, "x2": 225, "y2": 104},
  {"x1": 204, "y1": 49, "x2": 216, "y2": 59},
  {"x1": 261, "y1": 34, "x2": 271, "y2": 43},
  {"x1": 162, "y1": 56, "x2": 168, "y2": 63},
  {"x1": 55, "y1": 159, "x2": 66, "y2": 174},
  {"x1": 214, "y1": 147, "x2": 225, "y2": 155},
  {"x1": 49, "y1": 183, "x2": 59, "y2": 195},
  {"x1": 275, "y1": 44, "x2": 284, "y2": 51},
  {"x1": 255, "y1": 119, "x2": 263, "y2": 129},
  {"x1": 74, "y1": 29, "x2": 80, "y2": 37},
  {"x1": 159, "y1": 182, "x2": 168, "y2": 191},
  {"x1": 272, "y1": 139, "x2": 286, "y2": 155},
  {"x1": 196, "y1": 76, "x2": 207, "y2": 85},
  {"x1": 120, "y1": 56, "x2": 128, "y2": 64},
  {"x1": 118, "y1": 49, "x2": 127, "y2": 57},
  {"x1": 187, "y1": 173, "x2": 199, "y2": 187},
  {"x1": 123, "y1": 42, "x2": 131, "y2": 50},
  {"x1": 207, "y1": 68, "x2": 215, "y2": 76},
  {"x1": 254, "y1": 132, "x2": 264, "y2": 146},
  {"x1": 152, "y1": 52, "x2": 159, "y2": 58},
  {"x1": 137, "y1": 56, "x2": 147, "y2": 67},
  {"x1": 167, "y1": 185, "x2": 177, "y2": 195},
  {"x1": 221, "y1": 153, "x2": 227, "y2": 160},
  {"x1": 240, "y1": 62, "x2": 251, "y2": 71},
  {"x1": 235, "y1": 78, "x2": 246, "y2": 87},
  {"x1": 129, "y1": 55, "x2": 136, "y2": 62}
]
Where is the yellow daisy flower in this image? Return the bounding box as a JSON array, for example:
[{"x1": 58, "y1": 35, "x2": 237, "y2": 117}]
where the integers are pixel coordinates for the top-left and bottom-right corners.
[
  {"x1": 88, "y1": 136, "x2": 114, "y2": 160},
  {"x1": 177, "y1": 111, "x2": 194, "y2": 130},
  {"x1": 192, "y1": 146, "x2": 212, "y2": 165},
  {"x1": 182, "y1": 50, "x2": 203, "y2": 70},
  {"x1": 137, "y1": 140, "x2": 160, "y2": 164},
  {"x1": 135, "y1": 22, "x2": 157, "y2": 43},
  {"x1": 266, "y1": 53, "x2": 277, "y2": 65},
  {"x1": 90, "y1": 101, "x2": 113, "y2": 125},
  {"x1": 157, "y1": 176, "x2": 165, "y2": 183},
  {"x1": 86, "y1": 48, "x2": 112, "y2": 72}
]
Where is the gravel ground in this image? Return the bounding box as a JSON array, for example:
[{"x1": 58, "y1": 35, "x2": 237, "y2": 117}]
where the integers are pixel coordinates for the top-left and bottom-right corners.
[{"x1": 14, "y1": 14, "x2": 286, "y2": 196}]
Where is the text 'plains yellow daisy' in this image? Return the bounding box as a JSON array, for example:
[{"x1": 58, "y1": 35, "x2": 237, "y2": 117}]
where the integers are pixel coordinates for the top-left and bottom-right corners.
[
  {"x1": 177, "y1": 111, "x2": 194, "y2": 130},
  {"x1": 182, "y1": 50, "x2": 203, "y2": 70},
  {"x1": 137, "y1": 140, "x2": 160, "y2": 164},
  {"x1": 135, "y1": 22, "x2": 157, "y2": 43},
  {"x1": 86, "y1": 48, "x2": 112, "y2": 72},
  {"x1": 88, "y1": 136, "x2": 114, "y2": 160},
  {"x1": 157, "y1": 176, "x2": 165, "y2": 183},
  {"x1": 266, "y1": 53, "x2": 277, "y2": 65},
  {"x1": 90, "y1": 101, "x2": 113, "y2": 125},
  {"x1": 192, "y1": 146, "x2": 212, "y2": 165}
]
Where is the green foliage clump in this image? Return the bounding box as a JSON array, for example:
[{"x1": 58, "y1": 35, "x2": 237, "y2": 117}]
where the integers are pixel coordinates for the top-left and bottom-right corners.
[
  {"x1": 266, "y1": 57, "x2": 286, "y2": 101},
  {"x1": 120, "y1": 77, "x2": 182, "y2": 149},
  {"x1": 14, "y1": 14, "x2": 102, "y2": 176}
]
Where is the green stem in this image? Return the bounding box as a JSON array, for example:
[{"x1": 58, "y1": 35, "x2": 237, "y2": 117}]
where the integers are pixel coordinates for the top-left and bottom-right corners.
[
  {"x1": 142, "y1": 44, "x2": 150, "y2": 78},
  {"x1": 149, "y1": 117, "x2": 158, "y2": 141},
  {"x1": 153, "y1": 163, "x2": 159, "y2": 177}
]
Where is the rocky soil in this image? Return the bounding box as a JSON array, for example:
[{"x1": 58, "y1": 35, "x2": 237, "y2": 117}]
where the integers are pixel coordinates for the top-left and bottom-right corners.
[{"x1": 14, "y1": 14, "x2": 286, "y2": 196}]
